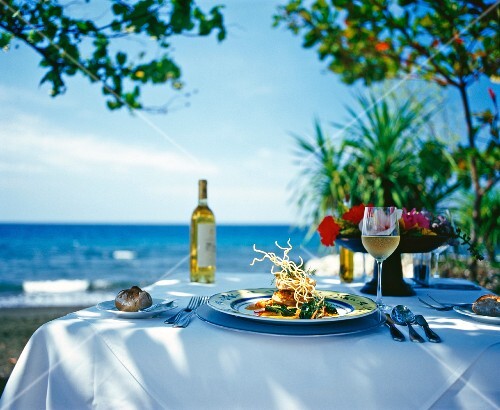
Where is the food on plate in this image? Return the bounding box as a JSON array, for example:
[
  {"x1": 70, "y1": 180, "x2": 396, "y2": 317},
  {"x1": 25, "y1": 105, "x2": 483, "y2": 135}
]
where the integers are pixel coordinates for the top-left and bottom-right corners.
[
  {"x1": 250, "y1": 240, "x2": 338, "y2": 319},
  {"x1": 472, "y1": 294, "x2": 500, "y2": 317},
  {"x1": 115, "y1": 286, "x2": 153, "y2": 312}
]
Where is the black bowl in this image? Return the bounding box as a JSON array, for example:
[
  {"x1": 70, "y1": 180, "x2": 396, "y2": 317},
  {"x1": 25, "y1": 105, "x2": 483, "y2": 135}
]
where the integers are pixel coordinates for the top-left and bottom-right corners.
[{"x1": 335, "y1": 235, "x2": 450, "y2": 254}]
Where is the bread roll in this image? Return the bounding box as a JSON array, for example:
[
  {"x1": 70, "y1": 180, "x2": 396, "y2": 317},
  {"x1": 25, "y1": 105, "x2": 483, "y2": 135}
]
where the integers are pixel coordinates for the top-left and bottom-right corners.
[
  {"x1": 472, "y1": 294, "x2": 500, "y2": 317},
  {"x1": 115, "y1": 286, "x2": 153, "y2": 312}
]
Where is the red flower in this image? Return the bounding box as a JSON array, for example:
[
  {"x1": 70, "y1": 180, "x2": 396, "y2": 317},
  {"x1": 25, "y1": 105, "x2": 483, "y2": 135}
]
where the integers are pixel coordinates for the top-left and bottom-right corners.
[
  {"x1": 375, "y1": 42, "x2": 390, "y2": 52},
  {"x1": 454, "y1": 37, "x2": 464, "y2": 45},
  {"x1": 317, "y1": 216, "x2": 341, "y2": 247},
  {"x1": 342, "y1": 204, "x2": 367, "y2": 225}
]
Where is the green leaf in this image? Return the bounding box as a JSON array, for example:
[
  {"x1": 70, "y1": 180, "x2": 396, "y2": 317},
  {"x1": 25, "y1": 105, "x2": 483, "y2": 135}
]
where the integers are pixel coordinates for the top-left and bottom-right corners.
[
  {"x1": 116, "y1": 52, "x2": 127, "y2": 66},
  {"x1": 0, "y1": 33, "x2": 13, "y2": 48},
  {"x1": 0, "y1": 0, "x2": 227, "y2": 112}
]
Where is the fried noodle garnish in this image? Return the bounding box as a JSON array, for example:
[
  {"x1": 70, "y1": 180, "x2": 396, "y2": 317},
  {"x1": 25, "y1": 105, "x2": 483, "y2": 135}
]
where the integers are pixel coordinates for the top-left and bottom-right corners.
[{"x1": 250, "y1": 239, "x2": 322, "y2": 309}]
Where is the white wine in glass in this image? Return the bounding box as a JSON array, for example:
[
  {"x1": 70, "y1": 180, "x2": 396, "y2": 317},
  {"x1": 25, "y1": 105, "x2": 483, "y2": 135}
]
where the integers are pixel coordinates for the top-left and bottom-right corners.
[{"x1": 361, "y1": 207, "x2": 400, "y2": 311}]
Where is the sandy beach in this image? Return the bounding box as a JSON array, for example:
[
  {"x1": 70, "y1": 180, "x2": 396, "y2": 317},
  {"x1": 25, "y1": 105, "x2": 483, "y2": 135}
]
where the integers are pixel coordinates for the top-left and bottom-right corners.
[{"x1": 0, "y1": 305, "x2": 89, "y2": 396}]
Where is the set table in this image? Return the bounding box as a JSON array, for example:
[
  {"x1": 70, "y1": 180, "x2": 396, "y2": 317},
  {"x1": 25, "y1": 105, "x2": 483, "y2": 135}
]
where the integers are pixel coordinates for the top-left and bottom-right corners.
[{"x1": 1, "y1": 271, "x2": 499, "y2": 409}]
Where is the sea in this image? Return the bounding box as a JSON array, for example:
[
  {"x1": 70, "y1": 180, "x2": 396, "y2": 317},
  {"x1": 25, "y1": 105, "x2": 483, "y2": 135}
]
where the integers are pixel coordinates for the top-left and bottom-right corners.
[{"x1": 0, "y1": 224, "x2": 321, "y2": 308}]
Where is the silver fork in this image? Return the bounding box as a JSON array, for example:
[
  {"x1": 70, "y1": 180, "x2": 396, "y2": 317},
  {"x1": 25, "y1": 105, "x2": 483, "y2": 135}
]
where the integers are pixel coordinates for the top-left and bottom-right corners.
[
  {"x1": 426, "y1": 294, "x2": 472, "y2": 308},
  {"x1": 172, "y1": 296, "x2": 208, "y2": 328},
  {"x1": 419, "y1": 295, "x2": 472, "y2": 311},
  {"x1": 418, "y1": 297, "x2": 453, "y2": 311},
  {"x1": 164, "y1": 296, "x2": 199, "y2": 324}
]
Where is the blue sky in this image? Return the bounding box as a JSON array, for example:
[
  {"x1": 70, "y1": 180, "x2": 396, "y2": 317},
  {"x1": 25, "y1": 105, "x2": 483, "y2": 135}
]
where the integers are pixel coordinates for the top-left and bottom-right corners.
[{"x1": 0, "y1": 1, "x2": 497, "y2": 224}]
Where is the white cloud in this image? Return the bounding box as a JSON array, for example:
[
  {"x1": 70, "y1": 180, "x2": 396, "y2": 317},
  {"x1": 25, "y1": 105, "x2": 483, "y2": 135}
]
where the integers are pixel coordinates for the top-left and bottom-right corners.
[
  {"x1": 0, "y1": 111, "x2": 299, "y2": 223},
  {"x1": 0, "y1": 83, "x2": 74, "y2": 110},
  {"x1": 256, "y1": 148, "x2": 273, "y2": 159},
  {"x1": 0, "y1": 114, "x2": 218, "y2": 177}
]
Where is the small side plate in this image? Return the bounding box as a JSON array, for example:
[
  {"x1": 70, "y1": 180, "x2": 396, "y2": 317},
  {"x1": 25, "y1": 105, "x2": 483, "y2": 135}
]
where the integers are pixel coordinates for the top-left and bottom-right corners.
[
  {"x1": 453, "y1": 305, "x2": 500, "y2": 325},
  {"x1": 96, "y1": 298, "x2": 176, "y2": 319}
]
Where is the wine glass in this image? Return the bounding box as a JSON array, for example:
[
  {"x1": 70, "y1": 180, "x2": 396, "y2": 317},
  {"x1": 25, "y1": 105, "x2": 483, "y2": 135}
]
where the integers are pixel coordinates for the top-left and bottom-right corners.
[{"x1": 361, "y1": 207, "x2": 401, "y2": 311}]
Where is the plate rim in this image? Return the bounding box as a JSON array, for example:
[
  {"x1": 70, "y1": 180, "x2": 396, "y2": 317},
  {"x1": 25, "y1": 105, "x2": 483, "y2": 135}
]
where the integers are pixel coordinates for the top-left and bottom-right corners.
[
  {"x1": 208, "y1": 287, "x2": 378, "y2": 325},
  {"x1": 453, "y1": 305, "x2": 500, "y2": 324},
  {"x1": 196, "y1": 304, "x2": 385, "y2": 337},
  {"x1": 96, "y1": 298, "x2": 174, "y2": 318}
]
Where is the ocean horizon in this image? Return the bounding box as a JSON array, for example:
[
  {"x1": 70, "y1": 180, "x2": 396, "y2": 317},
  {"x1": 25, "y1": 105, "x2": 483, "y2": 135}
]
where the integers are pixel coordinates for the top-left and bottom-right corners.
[{"x1": 0, "y1": 223, "x2": 322, "y2": 308}]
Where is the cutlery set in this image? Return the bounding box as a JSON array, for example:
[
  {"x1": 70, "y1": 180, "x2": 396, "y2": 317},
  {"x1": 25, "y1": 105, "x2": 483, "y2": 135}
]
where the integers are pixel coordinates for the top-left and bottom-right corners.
[
  {"x1": 164, "y1": 296, "x2": 209, "y2": 328},
  {"x1": 382, "y1": 294, "x2": 475, "y2": 342},
  {"x1": 385, "y1": 305, "x2": 442, "y2": 343},
  {"x1": 164, "y1": 296, "x2": 444, "y2": 340},
  {"x1": 157, "y1": 294, "x2": 450, "y2": 337}
]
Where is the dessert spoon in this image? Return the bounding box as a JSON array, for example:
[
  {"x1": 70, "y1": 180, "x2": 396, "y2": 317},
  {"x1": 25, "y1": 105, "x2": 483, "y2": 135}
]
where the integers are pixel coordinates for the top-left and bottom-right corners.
[{"x1": 391, "y1": 305, "x2": 425, "y2": 343}]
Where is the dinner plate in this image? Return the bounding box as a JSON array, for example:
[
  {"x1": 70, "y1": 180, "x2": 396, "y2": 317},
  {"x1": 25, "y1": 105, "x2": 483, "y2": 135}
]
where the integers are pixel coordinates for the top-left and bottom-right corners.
[
  {"x1": 196, "y1": 304, "x2": 385, "y2": 337},
  {"x1": 96, "y1": 299, "x2": 176, "y2": 319},
  {"x1": 208, "y1": 288, "x2": 377, "y2": 324},
  {"x1": 453, "y1": 305, "x2": 500, "y2": 325}
]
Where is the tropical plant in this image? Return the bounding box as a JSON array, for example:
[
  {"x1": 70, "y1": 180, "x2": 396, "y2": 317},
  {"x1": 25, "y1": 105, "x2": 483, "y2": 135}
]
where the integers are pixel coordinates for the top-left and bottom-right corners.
[
  {"x1": 416, "y1": 140, "x2": 462, "y2": 211},
  {"x1": 455, "y1": 189, "x2": 500, "y2": 263},
  {"x1": 0, "y1": 0, "x2": 226, "y2": 112},
  {"x1": 340, "y1": 92, "x2": 435, "y2": 208},
  {"x1": 293, "y1": 92, "x2": 460, "y2": 224},
  {"x1": 275, "y1": 0, "x2": 499, "y2": 277},
  {"x1": 291, "y1": 119, "x2": 350, "y2": 223}
]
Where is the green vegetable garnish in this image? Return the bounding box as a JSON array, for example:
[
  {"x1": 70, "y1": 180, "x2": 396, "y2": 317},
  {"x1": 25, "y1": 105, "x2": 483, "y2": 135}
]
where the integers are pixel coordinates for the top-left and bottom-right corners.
[
  {"x1": 325, "y1": 302, "x2": 338, "y2": 315},
  {"x1": 265, "y1": 304, "x2": 297, "y2": 316},
  {"x1": 298, "y1": 298, "x2": 338, "y2": 318},
  {"x1": 299, "y1": 298, "x2": 319, "y2": 319}
]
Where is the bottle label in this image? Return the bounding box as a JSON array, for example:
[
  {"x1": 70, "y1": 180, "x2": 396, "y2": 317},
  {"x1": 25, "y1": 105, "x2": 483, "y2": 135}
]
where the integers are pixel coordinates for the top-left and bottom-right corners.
[{"x1": 197, "y1": 223, "x2": 216, "y2": 267}]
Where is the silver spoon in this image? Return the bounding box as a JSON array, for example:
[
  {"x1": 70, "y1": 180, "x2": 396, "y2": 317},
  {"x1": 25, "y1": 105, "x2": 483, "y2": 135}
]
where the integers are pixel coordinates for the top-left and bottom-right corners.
[
  {"x1": 391, "y1": 305, "x2": 425, "y2": 343},
  {"x1": 414, "y1": 314, "x2": 442, "y2": 343}
]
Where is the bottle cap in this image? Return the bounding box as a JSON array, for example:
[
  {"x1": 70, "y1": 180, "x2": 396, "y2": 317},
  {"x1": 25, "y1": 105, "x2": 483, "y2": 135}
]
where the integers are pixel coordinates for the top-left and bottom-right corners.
[{"x1": 198, "y1": 179, "x2": 207, "y2": 200}]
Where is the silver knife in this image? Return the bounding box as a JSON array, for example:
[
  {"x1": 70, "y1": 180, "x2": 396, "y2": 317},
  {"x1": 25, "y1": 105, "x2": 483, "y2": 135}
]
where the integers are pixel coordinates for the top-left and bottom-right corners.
[{"x1": 414, "y1": 315, "x2": 442, "y2": 343}]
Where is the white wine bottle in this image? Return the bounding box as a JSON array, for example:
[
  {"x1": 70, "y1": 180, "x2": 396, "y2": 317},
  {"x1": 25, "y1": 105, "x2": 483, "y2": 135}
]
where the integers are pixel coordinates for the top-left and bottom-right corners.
[{"x1": 190, "y1": 179, "x2": 216, "y2": 283}]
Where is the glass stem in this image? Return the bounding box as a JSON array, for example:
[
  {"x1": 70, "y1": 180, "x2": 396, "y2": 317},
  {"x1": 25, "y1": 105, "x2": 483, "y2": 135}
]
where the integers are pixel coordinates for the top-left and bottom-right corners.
[
  {"x1": 362, "y1": 253, "x2": 366, "y2": 282},
  {"x1": 376, "y1": 260, "x2": 383, "y2": 306}
]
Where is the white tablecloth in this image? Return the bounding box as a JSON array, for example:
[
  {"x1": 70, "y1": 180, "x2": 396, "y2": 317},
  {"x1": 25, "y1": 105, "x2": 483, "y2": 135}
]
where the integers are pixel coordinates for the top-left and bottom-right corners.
[{"x1": 1, "y1": 272, "x2": 499, "y2": 410}]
